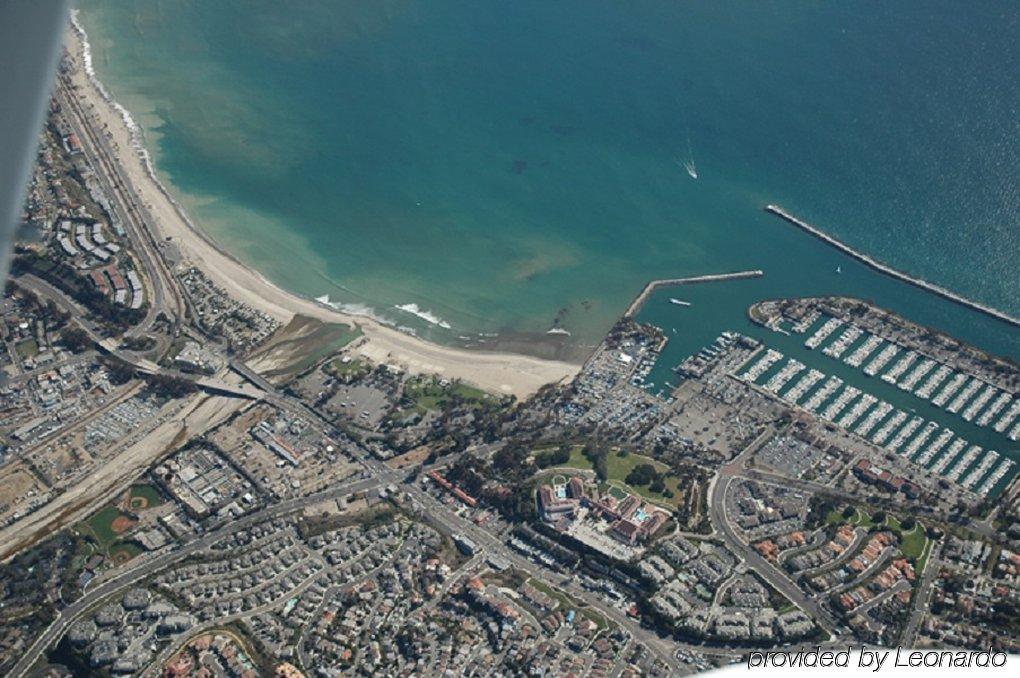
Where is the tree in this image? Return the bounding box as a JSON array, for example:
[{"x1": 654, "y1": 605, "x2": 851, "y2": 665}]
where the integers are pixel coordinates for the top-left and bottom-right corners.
[
  {"x1": 625, "y1": 463, "x2": 658, "y2": 487},
  {"x1": 147, "y1": 373, "x2": 198, "y2": 398},
  {"x1": 60, "y1": 326, "x2": 91, "y2": 353},
  {"x1": 535, "y1": 447, "x2": 570, "y2": 469},
  {"x1": 101, "y1": 357, "x2": 136, "y2": 384}
]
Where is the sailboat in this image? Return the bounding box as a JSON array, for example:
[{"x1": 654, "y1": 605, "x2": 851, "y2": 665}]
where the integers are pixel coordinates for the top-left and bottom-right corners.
[{"x1": 836, "y1": 265, "x2": 842, "y2": 274}]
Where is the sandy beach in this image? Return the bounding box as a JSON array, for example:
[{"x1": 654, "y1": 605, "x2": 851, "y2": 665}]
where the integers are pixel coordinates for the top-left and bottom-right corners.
[{"x1": 63, "y1": 21, "x2": 579, "y2": 398}]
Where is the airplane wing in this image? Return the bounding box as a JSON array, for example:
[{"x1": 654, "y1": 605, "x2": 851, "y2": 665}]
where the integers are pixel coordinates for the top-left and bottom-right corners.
[{"x1": 0, "y1": 0, "x2": 71, "y2": 280}]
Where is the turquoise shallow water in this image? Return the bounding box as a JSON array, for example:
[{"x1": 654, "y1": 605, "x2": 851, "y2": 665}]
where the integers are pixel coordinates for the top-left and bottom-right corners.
[{"x1": 77, "y1": 0, "x2": 1018, "y2": 357}]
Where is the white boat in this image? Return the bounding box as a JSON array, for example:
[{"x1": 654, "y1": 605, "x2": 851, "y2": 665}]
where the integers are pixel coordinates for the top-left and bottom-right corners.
[{"x1": 669, "y1": 298, "x2": 692, "y2": 307}]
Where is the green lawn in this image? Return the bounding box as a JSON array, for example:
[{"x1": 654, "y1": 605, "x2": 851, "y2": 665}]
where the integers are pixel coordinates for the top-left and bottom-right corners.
[
  {"x1": 327, "y1": 357, "x2": 371, "y2": 382},
  {"x1": 549, "y1": 447, "x2": 683, "y2": 509},
  {"x1": 827, "y1": 507, "x2": 927, "y2": 562},
  {"x1": 14, "y1": 338, "x2": 39, "y2": 360},
  {"x1": 527, "y1": 578, "x2": 608, "y2": 632},
  {"x1": 127, "y1": 483, "x2": 164, "y2": 510},
  {"x1": 82, "y1": 505, "x2": 133, "y2": 549},
  {"x1": 404, "y1": 377, "x2": 494, "y2": 413},
  {"x1": 109, "y1": 541, "x2": 142, "y2": 565},
  {"x1": 889, "y1": 520, "x2": 927, "y2": 561},
  {"x1": 914, "y1": 537, "x2": 934, "y2": 575},
  {"x1": 824, "y1": 506, "x2": 876, "y2": 528}
]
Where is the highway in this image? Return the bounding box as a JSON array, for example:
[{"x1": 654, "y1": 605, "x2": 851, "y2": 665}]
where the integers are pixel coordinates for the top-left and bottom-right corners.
[{"x1": 14, "y1": 273, "x2": 262, "y2": 400}]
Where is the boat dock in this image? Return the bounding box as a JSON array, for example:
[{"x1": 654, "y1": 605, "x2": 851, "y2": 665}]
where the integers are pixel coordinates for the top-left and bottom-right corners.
[
  {"x1": 764, "y1": 205, "x2": 1020, "y2": 329},
  {"x1": 624, "y1": 269, "x2": 764, "y2": 318}
]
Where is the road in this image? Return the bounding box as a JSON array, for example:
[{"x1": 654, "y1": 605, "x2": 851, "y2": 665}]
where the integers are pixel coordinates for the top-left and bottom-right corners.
[
  {"x1": 709, "y1": 466, "x2": 840, "y2": 635},
  {"x1": 900, "y1": 540, "x2": 943, "y2": 647},
  {"x1": 742, "y1": 467, "x2": 998, "y2": 541},
  {"x1": 14, "y1": 273, "x2": 261, "y2": 400}
]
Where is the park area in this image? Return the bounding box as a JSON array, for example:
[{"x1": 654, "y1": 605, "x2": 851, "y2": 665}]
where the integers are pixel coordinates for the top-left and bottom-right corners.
[
  {"x1": 403, "y1": 376, "x2": 494, "y2": 413},
  {"x1": 123, "y1": 483, "x2": 165, "y2": 511},
  {"x1": 539, "y1": 445, "x2": 685, "y2": 510},
  {"x1": 77, "y1": 504, "x2": 142, "y2": 565}
]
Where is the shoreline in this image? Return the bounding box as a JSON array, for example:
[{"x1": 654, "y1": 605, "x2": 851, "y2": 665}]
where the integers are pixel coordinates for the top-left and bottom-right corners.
[{"x1": 64, "y1": 15, "x2": 579, "y2": 398}]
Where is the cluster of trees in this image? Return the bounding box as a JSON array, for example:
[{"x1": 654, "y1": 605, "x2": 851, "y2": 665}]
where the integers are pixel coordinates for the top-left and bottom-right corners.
[
  {"x1": 60, "y1": 326, "x2": 91, "y2": 353},
  {"x1": 98, "y1": 356, "x2": 198, "y2": 397},
  {"x1": 11, "y1": 251, "x2": 145, "y2": 331},
  {"x1": 581, "y1": 441, "x2": 609, "y2": 481},
  {"x1": 440, "y1": 445, "x2": 540, "y2": 521},
  {"x1": 624, "y1": 463, "x2": 674, "y2": 498},
  {"x1": 534, "y1": 445, "x2": 571, "y2": 469}
]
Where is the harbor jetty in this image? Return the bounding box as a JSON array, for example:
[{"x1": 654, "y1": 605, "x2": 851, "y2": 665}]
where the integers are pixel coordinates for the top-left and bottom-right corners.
[
  {"x1": 624, "y1": 269, "x2": 764, "y2": 318},
  {"x1": 765, "y1": 205, "x2": 1020, "y2": 329}
]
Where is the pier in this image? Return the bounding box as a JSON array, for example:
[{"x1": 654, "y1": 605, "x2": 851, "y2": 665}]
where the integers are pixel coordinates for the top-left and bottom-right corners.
[
  {"x1": 624, "y1": 269, "x2": 764, "y2": 318},
  {"x1": 764, "y1": 205, "x2": 1020, "y2": 328}
]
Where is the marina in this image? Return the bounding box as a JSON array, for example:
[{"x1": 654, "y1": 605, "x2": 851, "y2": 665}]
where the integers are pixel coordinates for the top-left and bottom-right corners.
[
  {"x1": 994, "y1": 400, "x2": 1020, "y2": 434},
  {"x1": 961, "y1": 384, "x2": 997, "y2": 422},
  {"x1": 783, "y1": 369, "x2": 825, "y2": 404},
  {"x1": 887, "y1": 415, "x2": 923, "y2": 454},
  {"x1": 903, "y1": 421, "x2": 939, "y2": 458},
  {"x1": 915, "y1": 429, "x2": 953, "y2": 466},
  {"x1": 863, "y1": 344, "x2": 900, "y2": 377},
  {"x1": 897, "y1": 359, "x2": 935, "y2": 392},
  {"x1": 915, "y1": 365, "x2": 951, "y2": 399},
  {"x1": 844, "y1": 334, "x2": 882, "y2": 368},
  {"x1": 946, "y1": 378, "x2": 982, "y2": 414},
  {"x1": 822, "y1": 325, "x2": 862, "y2": 359},
  {"x1": 855, "y1": 402, "x2": 893, "y2": 438},
  {"x1": 803, "y1": 376, "x2": 844, "y2": 413},
  {"x1": 881, "y1": 351, "x2": 918, "y2": 385},
  {"x1": 764, "y1": 359, "x2": 806, "y2": 393},
  {"x1": 838, "y1": 393, "x2": 877, "y2": 429},
  {"x1": 930, "y1": 439, "x2": 967, "y2": 475},
  {"x1": 805, "y1": 317, "x2": 843, "y2": 350},
  {"x1": 737, "y1": 343, "x2": 1012, "y2": 498},
  {"x1": 976, "y1": 391, "x2": 1011, "y2": 427},
  {"x1": 932, "y1": 373, "x2": 967, "y2": 407},
  {"x1": 821, "y1": 385, "x2": 860, "y2": 422},
  {"x1": 872, "y1": 410, "x2": 908, "y2": 446}
]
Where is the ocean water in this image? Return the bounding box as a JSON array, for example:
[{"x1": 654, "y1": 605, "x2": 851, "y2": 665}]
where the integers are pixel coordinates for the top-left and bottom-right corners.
[{"x1": 76, "y1": 0, "x2": 1019, "y2": 359}]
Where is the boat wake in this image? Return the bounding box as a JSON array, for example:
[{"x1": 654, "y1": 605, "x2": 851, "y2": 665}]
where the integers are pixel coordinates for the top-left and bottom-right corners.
[{"x1": 683, "y1": 158, "x2": 698, "y2": 179}]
